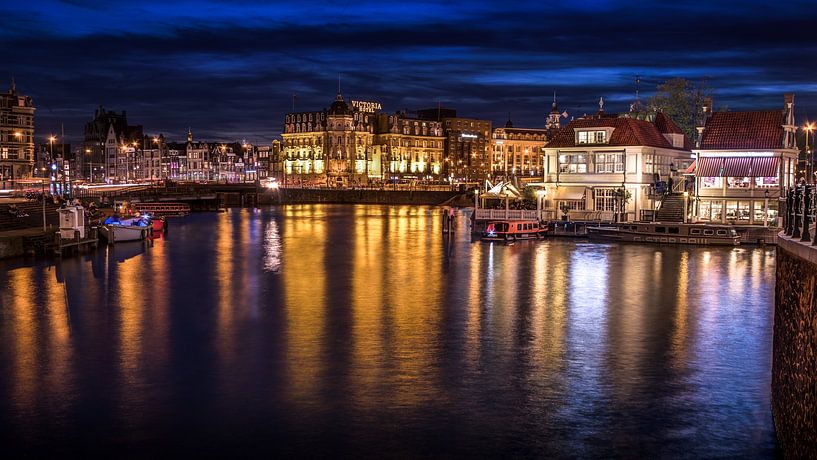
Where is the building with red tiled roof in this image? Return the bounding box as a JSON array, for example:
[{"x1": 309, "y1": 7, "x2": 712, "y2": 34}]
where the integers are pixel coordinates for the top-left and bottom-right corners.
[
  {"x1": 540, "y1": 110, "x2": 693, "y2": 221},
  {"x1": 691, "y1": 94, "x2": 798, "y2": 226}
]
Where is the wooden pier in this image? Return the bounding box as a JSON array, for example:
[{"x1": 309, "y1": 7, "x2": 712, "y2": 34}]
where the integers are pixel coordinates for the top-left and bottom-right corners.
[{"x1": 53, "y1": 227, "x2": 99, "y2": 257}]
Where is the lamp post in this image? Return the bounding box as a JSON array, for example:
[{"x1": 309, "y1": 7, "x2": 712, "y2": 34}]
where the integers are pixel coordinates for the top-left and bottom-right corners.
[
  {"x1": 48, "y1": 136, "x2": 56, "y2": 195},
  {"x1": 40, "y1": 167, "x2": 46, "y2": 232},
  {"x1": 683, "y1": 191, "x2": 689, "y2": 223},
  {"x1": 805, "y1": 122, "x2": 814, "y2": 184}
]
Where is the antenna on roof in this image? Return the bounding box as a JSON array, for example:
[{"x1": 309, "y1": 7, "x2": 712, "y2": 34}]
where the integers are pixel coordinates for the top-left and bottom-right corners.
[
  {"x1": 629, "y1": 75, "x2": 643, "y2": 114},
  {"x1": 337, "y1": 73, "x2": 341, "y2": 95},
  {"x1": 292, "y1": 93, "x2": 297, "y2": 112}
]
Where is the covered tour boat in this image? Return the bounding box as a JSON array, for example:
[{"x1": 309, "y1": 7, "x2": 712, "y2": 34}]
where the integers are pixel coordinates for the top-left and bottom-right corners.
[
  {"x1": 482, "y1": 220, "x2": 549, "y2": 242},
  {"x1": 586, "y1": 222, "x2": 740, "y2": 246}
]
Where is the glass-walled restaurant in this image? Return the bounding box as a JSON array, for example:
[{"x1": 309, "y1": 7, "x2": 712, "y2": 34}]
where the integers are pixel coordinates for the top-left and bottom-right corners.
[{"x1": 694, "y1": 154, "x2": 796, "y2": 226}]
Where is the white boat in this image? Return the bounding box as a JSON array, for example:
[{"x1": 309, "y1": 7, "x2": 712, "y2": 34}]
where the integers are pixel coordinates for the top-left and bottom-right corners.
[
  {"x1": 100, "y1": 216, "x2": 152, "y2": 244},
  {"x1": 587, "y1": 222, "x2": 740, "y2": 246}
]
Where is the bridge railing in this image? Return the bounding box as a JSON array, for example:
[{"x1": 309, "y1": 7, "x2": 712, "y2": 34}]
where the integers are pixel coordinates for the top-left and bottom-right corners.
[{"x1": 783, "y1": 184, "x2": 817, "y2": 246}]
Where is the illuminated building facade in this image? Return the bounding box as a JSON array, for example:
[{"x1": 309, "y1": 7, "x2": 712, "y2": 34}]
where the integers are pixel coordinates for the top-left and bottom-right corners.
[
  {"x1": 83, "y1": 106, "x2": 142, "y2": 182},
  {"x1": 282, "y1": 94, "x2": 444, "y2": 185},
  {"x1": 374, "y1": 113, "x2": 444, "y2": 178},
  {"x1": 542, "y1": 107, "x2": 693, "y2": 221},
  {"x1": 417, "y1": 108, "x2": 492, "y2": 182},
  {"x1": 491, "y1": 119, "x2": 549, "y2": 180},
  {"x1": 282, "y1": 93, "x2": 376, "y2": 185},
  {"x1": 0, "y1": 80, "x2": 35, "y2": 189},
  {"x1": 691, "y1": 94, "x2": 799, "y2": 225}
]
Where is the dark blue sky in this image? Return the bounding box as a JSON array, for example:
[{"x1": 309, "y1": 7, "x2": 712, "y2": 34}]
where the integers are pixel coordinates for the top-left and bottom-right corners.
[{"x1": 3, "y1": 0, "x2": 816, "y2": 144}]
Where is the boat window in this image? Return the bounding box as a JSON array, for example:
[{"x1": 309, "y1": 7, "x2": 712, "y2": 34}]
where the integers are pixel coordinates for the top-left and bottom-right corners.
[
  {"x1": 716, "y1": 230, "x2": 727, "y2": 236},
  {"x1": 655, "y1": 227, "x2": 666, "y2": 233},
  {"x1": 668, "y1": 227, "x2": 680, "y2": 234},
  {"x1": 703, "y1": 229, "x2": 714, "y2": 236},
  {"x1": 690, "y1": 229, "x2": 701, "y2": 235}
]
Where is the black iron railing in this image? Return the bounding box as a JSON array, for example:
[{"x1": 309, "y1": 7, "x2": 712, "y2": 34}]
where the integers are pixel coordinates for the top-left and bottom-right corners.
[{"x1": 784, "y1": 185, "x2": 816, "y2": 245}]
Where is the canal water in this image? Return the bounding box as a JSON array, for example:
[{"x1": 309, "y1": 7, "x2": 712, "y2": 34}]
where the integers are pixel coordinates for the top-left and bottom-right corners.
[{"x1": 0, "y1": 205, "x2": 777, "y2": 457}]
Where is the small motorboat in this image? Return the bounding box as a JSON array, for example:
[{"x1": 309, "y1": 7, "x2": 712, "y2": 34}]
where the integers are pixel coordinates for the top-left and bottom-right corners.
[
  {"x1": 481, "y1": 220, "x2": 549, "y2": 242},
  {"x1": 99, "y1": 215, "x2": 153, "y2": 244}
]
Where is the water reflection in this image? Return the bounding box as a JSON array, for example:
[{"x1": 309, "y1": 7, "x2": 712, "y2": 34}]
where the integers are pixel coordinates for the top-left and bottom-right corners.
[{"x1": 0, "y1": 205, "x2": 778, "y2": 456}]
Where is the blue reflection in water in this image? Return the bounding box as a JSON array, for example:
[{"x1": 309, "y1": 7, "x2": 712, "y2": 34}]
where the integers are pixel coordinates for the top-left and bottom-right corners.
[{"x1": 0, "y1": 205, "x2": 777, "y2": 457}]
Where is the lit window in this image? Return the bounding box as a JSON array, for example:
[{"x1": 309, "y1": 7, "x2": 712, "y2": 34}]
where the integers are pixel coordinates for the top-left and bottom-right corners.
[{"x1": 577, "y1": 130, "x2": 607, "y2": 144}]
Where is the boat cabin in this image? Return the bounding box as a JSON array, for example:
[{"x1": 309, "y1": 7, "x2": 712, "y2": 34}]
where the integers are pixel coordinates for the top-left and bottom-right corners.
[{"x1": 482, "y1": 220, "x2": 548, "y2": 241}]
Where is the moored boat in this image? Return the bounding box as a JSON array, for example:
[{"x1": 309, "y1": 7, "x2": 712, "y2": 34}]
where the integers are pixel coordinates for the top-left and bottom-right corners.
[
  {"x1": 482, "y1": 220, "x2": 549, "y2": 241},
  {"x1": 587, "y1": 222, "x2": 740, "y2": 245},
  {"x1": 100, "y1": 215, "x2": 153, "y2": 244}
]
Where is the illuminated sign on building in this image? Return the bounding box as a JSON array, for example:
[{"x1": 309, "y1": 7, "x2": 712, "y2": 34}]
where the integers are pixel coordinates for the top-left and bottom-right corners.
[
  {"x1": 351, "y1": 100, "x2": 382, "y2": 113},
  {"x1": 460, "y1": 133, "x2": 478, "y2": 139}
]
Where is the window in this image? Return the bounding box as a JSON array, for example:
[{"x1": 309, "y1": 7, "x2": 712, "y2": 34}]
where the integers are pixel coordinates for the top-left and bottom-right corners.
[
  {"x1": 577, "y1": 130, "x2": 607, "y2": 144},
  {"x1": 557, "y1": 200, "x2": 586, "y2": 211},
  {"x1": 727, "y1": 177, "x2": 751, "y2": 189},
  {"x1": 594, "y1": 188, "x2": 618, "y2": 211},
  {"x1": 754, "y1": 176, "x2": 779, "y2": 187},
  {"x1": 656, "y1": 227, "x2": 666, "y2": 233},
  {"x1": 595, "y1": 153, "x2": 624, "y2": 173},
  {"x1": 701, "y1": 177, "x2": 722, "y2": 188},
  {"x1": 558, "y1": 154, "x2": 587, "y2": 173}
]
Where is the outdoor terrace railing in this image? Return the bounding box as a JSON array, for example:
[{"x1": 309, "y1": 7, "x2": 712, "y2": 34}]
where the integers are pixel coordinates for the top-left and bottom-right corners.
[{"x1": 784, "y1": 184, "x2": 817, "y2": 246}]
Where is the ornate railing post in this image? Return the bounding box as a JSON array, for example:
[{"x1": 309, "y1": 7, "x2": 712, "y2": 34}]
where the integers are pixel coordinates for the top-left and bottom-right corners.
[
  {"x1": 785, "y1": 188, "x2": 794, "y2": 235},
  {"x1": 802, "y1": 185, "x2": 812, "y2": 243},
  {"x1": 792, "y1": 186, "x2": 802, "y2": 239}
]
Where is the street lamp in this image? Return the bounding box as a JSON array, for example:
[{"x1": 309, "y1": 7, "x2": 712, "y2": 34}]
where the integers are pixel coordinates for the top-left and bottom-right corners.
[{"x1": 804, "y1": 122, "x2": 815, "y2": 184}]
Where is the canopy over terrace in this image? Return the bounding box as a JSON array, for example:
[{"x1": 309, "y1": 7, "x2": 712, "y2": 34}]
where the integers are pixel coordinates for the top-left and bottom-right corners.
[{"x1": 479, "y1": 181, "x2": 522, "y2": 210}]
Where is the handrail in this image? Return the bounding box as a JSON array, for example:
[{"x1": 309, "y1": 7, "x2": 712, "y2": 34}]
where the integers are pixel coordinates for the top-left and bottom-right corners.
[{"x1": 784, "y1": 185, "x2": 816, "y2": 246}]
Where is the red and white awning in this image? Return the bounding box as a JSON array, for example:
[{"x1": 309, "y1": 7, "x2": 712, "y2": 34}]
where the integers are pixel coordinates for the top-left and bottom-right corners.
[{"x1": 696, "y1": 156, "x2": 780, "y2": 177}]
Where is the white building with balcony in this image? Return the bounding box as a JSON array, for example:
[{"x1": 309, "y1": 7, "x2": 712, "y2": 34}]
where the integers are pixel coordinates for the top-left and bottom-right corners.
[{"x1": 542, "y1": 110, "x2": 692, "y2": 221}]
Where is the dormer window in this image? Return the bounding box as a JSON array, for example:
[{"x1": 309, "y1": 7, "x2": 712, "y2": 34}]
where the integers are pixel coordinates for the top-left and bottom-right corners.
[{"x1": 577, "y1": 130, "x2": 607, "y2": 144}]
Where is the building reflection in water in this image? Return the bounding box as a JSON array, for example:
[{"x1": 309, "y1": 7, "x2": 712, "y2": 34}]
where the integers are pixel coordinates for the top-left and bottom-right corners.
[{"x1": 0, "y1": 206, "x2": 778, "y2": 455}]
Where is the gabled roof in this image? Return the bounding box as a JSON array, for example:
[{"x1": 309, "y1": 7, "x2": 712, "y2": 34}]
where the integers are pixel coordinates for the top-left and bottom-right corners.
[
  {"x1": 545, "y1": 117, "x2": 690, "y2": 150},
  {"x1": 654, "y1": 111, "x2": 684, "y2": 135},
  {"x1": 699, "y1": 110, "x2": 785, "y2": 150}
]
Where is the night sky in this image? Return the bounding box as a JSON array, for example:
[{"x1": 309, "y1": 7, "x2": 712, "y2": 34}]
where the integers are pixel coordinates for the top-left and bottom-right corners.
[{"x1": 3, "y1": 0, "x2": 816, "y2": 144}]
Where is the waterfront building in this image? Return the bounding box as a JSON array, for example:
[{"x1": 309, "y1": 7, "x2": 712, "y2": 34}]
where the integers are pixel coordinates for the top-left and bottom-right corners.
[
  {"x1": 282, "y1": 93, "x2": 378, "y2": 186},
  {"x1": 417, "y1": 108, "x2": 492, "y2": 183},
  {"x1": 491, "y1": 119, "x2": 549, "y2": 181},
  {"x1": 141, "y1": 134, "x2": 165, "y2": 181},
  {"x1": 373, "y1": 113, "x2": 444, "y2": 179},
  {"x1": 164, "y1": 142, "x2": 185, "y2": 180},
  {"x1": 542, "y1": 101, "x2": 693, "y2": 221},
  {"x1": 83, "y1": 106, "x2": 142, "y2": 182},
  {"x1": 691, "y1": 94, "x2": 798, "y2": 225},
  {"x1": 186, "y1": 130, "x2": 211, "y2": 181},
  {"x1": 0, "y1": 80, "x2": 35, "y2": 189},
  {"x1": 256, "y1": 140, "x2": 282, "y2": 180}
]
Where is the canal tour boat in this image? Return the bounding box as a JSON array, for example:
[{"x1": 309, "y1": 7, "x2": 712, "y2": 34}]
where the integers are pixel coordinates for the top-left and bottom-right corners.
[
  {"x1": 99, "y1": 215, "x2": 153, "y2": 244},
  {"x1": 586, "y1": 222, "x2": 740, "y2": 246},
  {"x1": 482, "y1": 220, "x2": 549, "y2": 242}
]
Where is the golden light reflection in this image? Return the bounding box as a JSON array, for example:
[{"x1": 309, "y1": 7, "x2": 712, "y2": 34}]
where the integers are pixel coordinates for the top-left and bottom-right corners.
[
  {"x1": 382, "y1": 206, "x2": 444, "y2": 407},
  {"x1": 672, "y1": 250, "x2": 690, "y2": 366},
  {"x1": 282, "y1": 204, "x2": 327, "y2": 404},
  {"x1": 349, "y1": 206, "x2": 385, "y2": 409}
]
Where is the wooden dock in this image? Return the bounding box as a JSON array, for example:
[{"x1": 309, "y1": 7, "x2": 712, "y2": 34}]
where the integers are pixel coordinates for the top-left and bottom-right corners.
[{"x1": 53, "y1": 227, "x2": 100, "y2": 257}]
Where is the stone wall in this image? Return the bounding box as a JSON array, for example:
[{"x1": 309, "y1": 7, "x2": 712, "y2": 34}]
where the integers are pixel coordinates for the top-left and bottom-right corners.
[
  {"x1": 773, "y1": 236, "x2": 817, "y2": 458},
  {"x1": 0, "y1": 236, "x2": 24, "y2": 259},
  {"x1": 258, "y1": 189, "x2": 464, "y2": 206}
]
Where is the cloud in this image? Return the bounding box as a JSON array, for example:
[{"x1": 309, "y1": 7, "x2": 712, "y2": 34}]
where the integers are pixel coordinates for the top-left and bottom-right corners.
[{"x1": 2, "y1": 0, "x2": 815, "y2": 143}]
